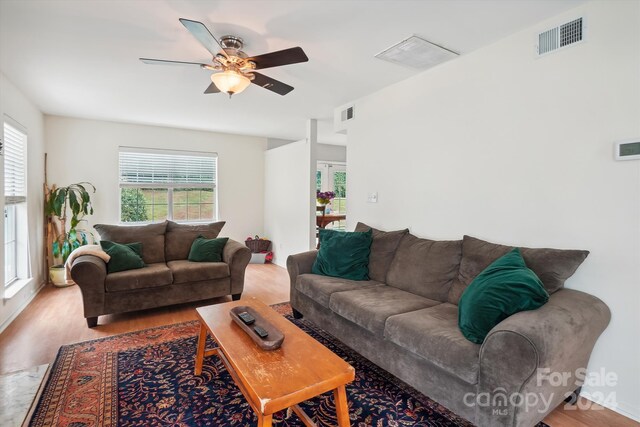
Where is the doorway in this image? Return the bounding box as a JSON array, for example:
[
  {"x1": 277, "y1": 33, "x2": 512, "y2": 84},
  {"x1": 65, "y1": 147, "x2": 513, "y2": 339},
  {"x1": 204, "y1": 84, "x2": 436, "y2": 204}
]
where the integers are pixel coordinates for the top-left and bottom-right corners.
[{"x1": 317, "y1": 161, "x2": 346, "y2": 230}]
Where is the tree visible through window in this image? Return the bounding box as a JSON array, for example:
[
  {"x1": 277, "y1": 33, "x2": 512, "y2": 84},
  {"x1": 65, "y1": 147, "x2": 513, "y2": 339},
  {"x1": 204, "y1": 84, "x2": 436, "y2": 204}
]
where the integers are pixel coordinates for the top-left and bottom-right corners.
[
  {"x1": 334, "y1": 171, "x2": 346, "y2": 198},
  {"x1": 120, "y1": 188, "x2": 149, "y2": 222}
]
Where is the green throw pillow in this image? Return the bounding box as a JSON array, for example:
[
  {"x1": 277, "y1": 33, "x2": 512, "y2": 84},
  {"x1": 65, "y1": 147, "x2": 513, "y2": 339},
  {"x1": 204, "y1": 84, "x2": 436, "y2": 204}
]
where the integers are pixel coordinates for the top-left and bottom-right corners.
[
  {"x1": 312, "y1": 228, "x2": 372, "y2": 280},
  {"x1": 458, "y1": 248, "x2": 549, "y2": 344},
  {"x1": 188, "y1": 236, "x2": 229, "y2": 262},
  {"x1": 100, "y1": 240, "x2": 145, "y2": 274}
]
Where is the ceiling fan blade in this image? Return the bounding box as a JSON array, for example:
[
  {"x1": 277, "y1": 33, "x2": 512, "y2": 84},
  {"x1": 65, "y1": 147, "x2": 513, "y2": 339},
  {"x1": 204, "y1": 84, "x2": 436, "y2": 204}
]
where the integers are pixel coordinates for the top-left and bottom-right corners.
[
  {"x1": 251, "y1": 72, "x2": 294, "y2": 96},
  {"x1": 179, "y1": 18, "x2": 229, "y2": 58},
  {"x1": 204, "y1": 82, "x2": 221, "y2": 94},
  {"x1": 247, "y1": 47, "x2": 308, "y2": 70},
  {"x1": 140, "y1": 58, "x2": 208, "y2": 67}
]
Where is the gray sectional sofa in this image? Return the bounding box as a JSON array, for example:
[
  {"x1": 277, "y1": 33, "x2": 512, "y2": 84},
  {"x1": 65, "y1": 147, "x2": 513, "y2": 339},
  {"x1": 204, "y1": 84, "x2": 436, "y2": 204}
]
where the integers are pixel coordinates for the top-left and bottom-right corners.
[
  {"x1": 71, "y1": 220, "x2": 251, "y2": 327},
  {"x1": 287, "y1": 224, "x2": 610, "y2": 427}
]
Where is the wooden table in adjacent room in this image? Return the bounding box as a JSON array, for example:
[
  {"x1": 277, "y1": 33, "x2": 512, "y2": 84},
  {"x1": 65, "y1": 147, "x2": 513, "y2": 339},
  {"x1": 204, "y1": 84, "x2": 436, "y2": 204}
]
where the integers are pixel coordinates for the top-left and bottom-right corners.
[
  {"x1": 195, "y1": 298, "x2": 355, "y2": 427},
  {"x1": 316, "y1": 213, "x2": 346, "y2": 229}
]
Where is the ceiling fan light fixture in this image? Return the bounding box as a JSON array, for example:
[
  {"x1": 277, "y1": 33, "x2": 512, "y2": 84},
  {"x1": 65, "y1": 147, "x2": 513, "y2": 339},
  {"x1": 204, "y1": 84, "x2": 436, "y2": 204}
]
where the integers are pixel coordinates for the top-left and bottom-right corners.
[
  {"x1": 211, "y1": 70, "x2": 250, "y2": 97},
  {"x1": 142, "y1": 20, "x2": 308, "y2": 96}
]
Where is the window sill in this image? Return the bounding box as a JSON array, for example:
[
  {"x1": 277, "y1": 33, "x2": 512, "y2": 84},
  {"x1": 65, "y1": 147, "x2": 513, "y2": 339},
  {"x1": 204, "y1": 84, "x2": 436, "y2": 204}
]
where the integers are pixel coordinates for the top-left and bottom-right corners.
[{"x1": 4, "y1": 278, "x2": 35, "y2": 300}]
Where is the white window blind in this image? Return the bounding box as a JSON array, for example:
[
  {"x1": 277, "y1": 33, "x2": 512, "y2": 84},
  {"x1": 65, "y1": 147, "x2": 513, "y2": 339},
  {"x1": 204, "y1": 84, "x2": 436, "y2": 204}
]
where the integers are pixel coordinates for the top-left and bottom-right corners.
[
  {"x1": 4, "y1": 122, "x2": 27, "y2": 205},
  {"x1": 119, "y1": 147, "x2": 217, "y2": 189}
]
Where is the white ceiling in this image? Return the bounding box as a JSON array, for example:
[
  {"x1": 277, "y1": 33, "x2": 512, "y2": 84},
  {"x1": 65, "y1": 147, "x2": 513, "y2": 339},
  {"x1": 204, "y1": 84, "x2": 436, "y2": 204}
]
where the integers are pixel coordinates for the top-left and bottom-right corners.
[{"x1": 0, "y1": 0, "x2": 584, "y2": 144}]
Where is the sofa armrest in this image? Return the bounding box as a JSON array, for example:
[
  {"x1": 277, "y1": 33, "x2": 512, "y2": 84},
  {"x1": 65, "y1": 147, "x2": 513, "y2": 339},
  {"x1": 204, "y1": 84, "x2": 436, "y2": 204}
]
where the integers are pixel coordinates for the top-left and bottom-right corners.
[
  {"x1": 223, "y1": 239, "x2": 251, "y2": 295},
  {"x1": 286, "y1": 250, "x2": 318, "y2": 312},
  {"x1": 475, "y1": 288, "x2": 611, "y2": 427},
  {"x1": 70, "y1": 255, "x2": 108, "y2": 318},
  {"x1": 287, "y1": 250, "x2": 318, "y2": 278}
]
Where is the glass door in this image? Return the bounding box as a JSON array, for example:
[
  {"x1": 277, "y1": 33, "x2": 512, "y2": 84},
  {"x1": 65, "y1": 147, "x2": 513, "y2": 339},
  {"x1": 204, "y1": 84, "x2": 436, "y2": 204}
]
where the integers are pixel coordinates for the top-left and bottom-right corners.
[{"x1": 317, "y1": 162, "x2": 346, "y2": 229}]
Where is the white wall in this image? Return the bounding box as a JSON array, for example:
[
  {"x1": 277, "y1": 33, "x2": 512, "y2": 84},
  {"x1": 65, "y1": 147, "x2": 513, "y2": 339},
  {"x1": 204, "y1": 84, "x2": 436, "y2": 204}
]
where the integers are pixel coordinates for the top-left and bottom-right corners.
[
  {"x1": 267, "y1": 138, "x2": 294, "y2": 150},
  {"x1": 346, "y1": 1, "x2": 640, "y2": 421},
  {"x1": 264, "y1": 138, "x2": 315, "y2": 266},
  {"x1": 0, "y1": 72, "x2": 46, "y2": 330},
  {"x1": 45, "y1": 116, "x2": 267, "y2": 243},
  {"x1": 317, "y1": 143, "x2": 346, "y2": 163}
]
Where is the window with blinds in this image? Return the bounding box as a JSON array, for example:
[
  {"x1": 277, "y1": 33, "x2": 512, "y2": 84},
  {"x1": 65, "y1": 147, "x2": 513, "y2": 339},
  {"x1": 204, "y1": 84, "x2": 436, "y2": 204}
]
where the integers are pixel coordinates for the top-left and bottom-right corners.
[
  {"x1": 118, "y1": 147, "x2": 218, "y2": 223},
  {"x1": 4, "y1": 123, "x2": 27, "y2": 205},
  {"x1": 4, "y1": 121, "x2": 27, "y2": 286}
]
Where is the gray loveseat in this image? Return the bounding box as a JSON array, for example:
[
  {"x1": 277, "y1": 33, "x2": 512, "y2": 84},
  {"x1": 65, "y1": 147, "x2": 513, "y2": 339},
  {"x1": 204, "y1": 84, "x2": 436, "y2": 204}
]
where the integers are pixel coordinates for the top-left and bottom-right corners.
[
  {"x1": 71, "y1": 220, "x2": 251, "y2": 327},
  {"x1": 287, "y1": 223, "x2": 610, "y2": 427}
]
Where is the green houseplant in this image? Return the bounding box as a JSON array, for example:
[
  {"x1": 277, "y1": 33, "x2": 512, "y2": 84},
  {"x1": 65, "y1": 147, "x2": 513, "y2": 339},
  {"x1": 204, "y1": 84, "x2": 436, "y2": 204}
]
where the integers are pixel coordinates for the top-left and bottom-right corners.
[{"x1": 45, "y1": 182, "x2": 96, "y2": 286}]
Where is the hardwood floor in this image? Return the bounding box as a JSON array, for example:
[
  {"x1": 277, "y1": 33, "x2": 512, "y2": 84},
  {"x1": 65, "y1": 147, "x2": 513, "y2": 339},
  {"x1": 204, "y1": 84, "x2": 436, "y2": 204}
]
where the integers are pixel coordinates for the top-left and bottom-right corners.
[
  {"x1": 0, "y1": 264, "x2": 635, "y2": 426},
  {"x1": 0, "y1": 264, "x2": 290, "y2": 374}
]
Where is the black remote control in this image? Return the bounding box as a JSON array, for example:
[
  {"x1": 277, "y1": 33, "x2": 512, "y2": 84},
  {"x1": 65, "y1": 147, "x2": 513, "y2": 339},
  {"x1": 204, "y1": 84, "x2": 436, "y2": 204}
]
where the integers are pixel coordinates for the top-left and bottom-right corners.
[
  {"x1": 238, "y1": 311, "x2": 255, "y2": 325},
  {"x1": 253, "y1": 326, "x2": 268, "y2": 339}
]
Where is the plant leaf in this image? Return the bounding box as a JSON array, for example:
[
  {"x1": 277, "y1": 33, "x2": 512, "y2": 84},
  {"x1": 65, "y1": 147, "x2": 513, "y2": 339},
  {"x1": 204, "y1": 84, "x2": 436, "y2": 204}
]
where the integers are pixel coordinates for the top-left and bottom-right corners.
[
  {"x1": 62, "y1": 240, "x2": 71, "y2": 263},
  {"x1": 54, "y1": 189, "x2": 67, "y2": 217},
  {"x1": 47, "y1": 189, "x2": 60, "y2": 216},
  {"x1": 69, "y1": 190, "x2": 79, "y2": 217}
]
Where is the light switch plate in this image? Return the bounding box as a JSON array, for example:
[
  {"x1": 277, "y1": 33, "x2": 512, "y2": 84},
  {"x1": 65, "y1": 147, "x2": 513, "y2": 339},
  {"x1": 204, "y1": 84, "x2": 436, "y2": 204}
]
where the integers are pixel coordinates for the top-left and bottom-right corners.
[{"x1": 367, "y1": 192, "x2": 378, "y2": 203}]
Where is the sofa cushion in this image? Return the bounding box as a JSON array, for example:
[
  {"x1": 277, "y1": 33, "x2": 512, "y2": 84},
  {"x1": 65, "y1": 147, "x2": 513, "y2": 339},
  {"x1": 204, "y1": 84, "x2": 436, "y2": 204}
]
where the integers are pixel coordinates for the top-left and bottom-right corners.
[
  {"x1": 296, "y1": 274, "x2": 382, "y2": 308},
  {"x1": 449, "y1": 235, "x2": 589, "y2": 304},
  {"x1": 105, "y1": 262, "x2": 173, "y2": 292},
  {"x1": 386, "y1": 233, "x2": 462, "y2": 302},
  {"x1": 167, "y1": 260, "x2": 230, "y2": 284},
  {"x1": 354, "y1": 222, "x2": 409, "y2": 282},
  {"x1": 384, "y1": 303, "x2": 480, "y2": 384},
  {"x1": 95, "y1": 221, "x2": 168, "y2": 264},
  {"x1": 165, "y1": 221, "x2": 226, "y2": 261},
  {"x1": 312, "y1": 228, "x2": 372, "y2": 280},
  {"x1": 329, "y1": 285, "x2": 440, "y2": 336},
  {"x1": 99, "y1": 240, "x2": 145, "y2": 274},
  {"x1": 188, "y1": 236, "x2": 228, "y2": 262},
  {"x1": 459, "y1": 248, "x2": 549, "y2": 344}
]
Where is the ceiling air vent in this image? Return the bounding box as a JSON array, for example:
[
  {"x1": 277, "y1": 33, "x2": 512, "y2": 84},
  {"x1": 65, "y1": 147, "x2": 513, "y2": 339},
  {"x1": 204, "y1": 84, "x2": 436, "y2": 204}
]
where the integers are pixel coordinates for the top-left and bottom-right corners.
[
  {"x1": 537, "y1": 17, "x2": 584, "y2": 56},
  {"x1": 375, "y1": 35, "x2": 458, "y2": 69}
]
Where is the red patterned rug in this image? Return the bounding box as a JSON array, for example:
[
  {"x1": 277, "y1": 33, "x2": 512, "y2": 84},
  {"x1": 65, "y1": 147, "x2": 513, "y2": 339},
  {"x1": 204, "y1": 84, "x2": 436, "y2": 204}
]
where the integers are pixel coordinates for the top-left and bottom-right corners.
[{"x1": 29, "y1": 303, "x2": 547, "y2": 426}]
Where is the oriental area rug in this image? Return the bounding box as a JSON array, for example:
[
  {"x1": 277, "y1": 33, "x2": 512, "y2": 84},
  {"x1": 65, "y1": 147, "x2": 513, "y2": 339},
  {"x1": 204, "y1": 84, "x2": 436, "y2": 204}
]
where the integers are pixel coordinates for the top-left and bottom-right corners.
[{"x1": 29, "y1": 303, "x2": 548, "y2": 426}]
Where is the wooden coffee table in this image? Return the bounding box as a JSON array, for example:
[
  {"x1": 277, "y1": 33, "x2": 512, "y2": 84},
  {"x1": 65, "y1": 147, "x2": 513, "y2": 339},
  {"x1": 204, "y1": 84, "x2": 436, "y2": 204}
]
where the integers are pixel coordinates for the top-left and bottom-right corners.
[{"x1": 195, "y1": 298, "x2": 355, "y2": 426}]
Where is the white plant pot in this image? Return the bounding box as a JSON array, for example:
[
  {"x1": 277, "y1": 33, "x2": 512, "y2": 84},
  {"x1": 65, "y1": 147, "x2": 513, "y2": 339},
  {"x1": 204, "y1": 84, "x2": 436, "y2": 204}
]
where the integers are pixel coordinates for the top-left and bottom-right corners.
[{"x1": 49, "y1": 266, "x2": 72, "y2": 287}]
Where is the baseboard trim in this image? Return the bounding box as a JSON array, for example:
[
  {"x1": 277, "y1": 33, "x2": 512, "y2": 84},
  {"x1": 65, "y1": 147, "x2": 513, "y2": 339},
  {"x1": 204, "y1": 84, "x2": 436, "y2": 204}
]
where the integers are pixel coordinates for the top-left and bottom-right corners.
[
  {"x1": 581, "y1": 389, "x2": 640, "y2": 423},
  {"x1": 0, "y1": 282, "x2": 45, "y2": 335}
]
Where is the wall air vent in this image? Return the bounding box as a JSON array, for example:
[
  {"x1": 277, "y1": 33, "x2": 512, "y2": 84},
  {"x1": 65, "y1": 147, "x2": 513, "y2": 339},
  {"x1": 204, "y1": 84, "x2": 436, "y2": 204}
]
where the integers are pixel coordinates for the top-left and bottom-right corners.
[
  {"x1": 537, "y1": 17, "x2": 584, "y2": 56},
  {"x1": 334, "y1": 103, "x2": 355, "y2": 134},
  {"x1": 375, "y1": 35, "x2": 458, "y2": 70},
  {"x1": 341, "y1": 106, "x2": 354, "y2": 123}
]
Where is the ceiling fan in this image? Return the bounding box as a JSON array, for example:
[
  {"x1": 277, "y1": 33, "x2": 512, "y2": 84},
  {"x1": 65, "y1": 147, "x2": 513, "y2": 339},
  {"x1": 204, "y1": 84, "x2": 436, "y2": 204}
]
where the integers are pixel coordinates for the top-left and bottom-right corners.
[{"x1": 140, "y1": 18, "x2": 309, "y2": 97}]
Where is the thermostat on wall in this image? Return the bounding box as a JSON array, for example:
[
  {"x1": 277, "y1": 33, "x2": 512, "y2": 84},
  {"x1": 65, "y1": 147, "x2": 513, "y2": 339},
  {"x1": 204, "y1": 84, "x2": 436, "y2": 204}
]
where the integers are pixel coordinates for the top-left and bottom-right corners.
[{"x1": 614, "y1": 139, "x2": 640, "y2": 161}]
